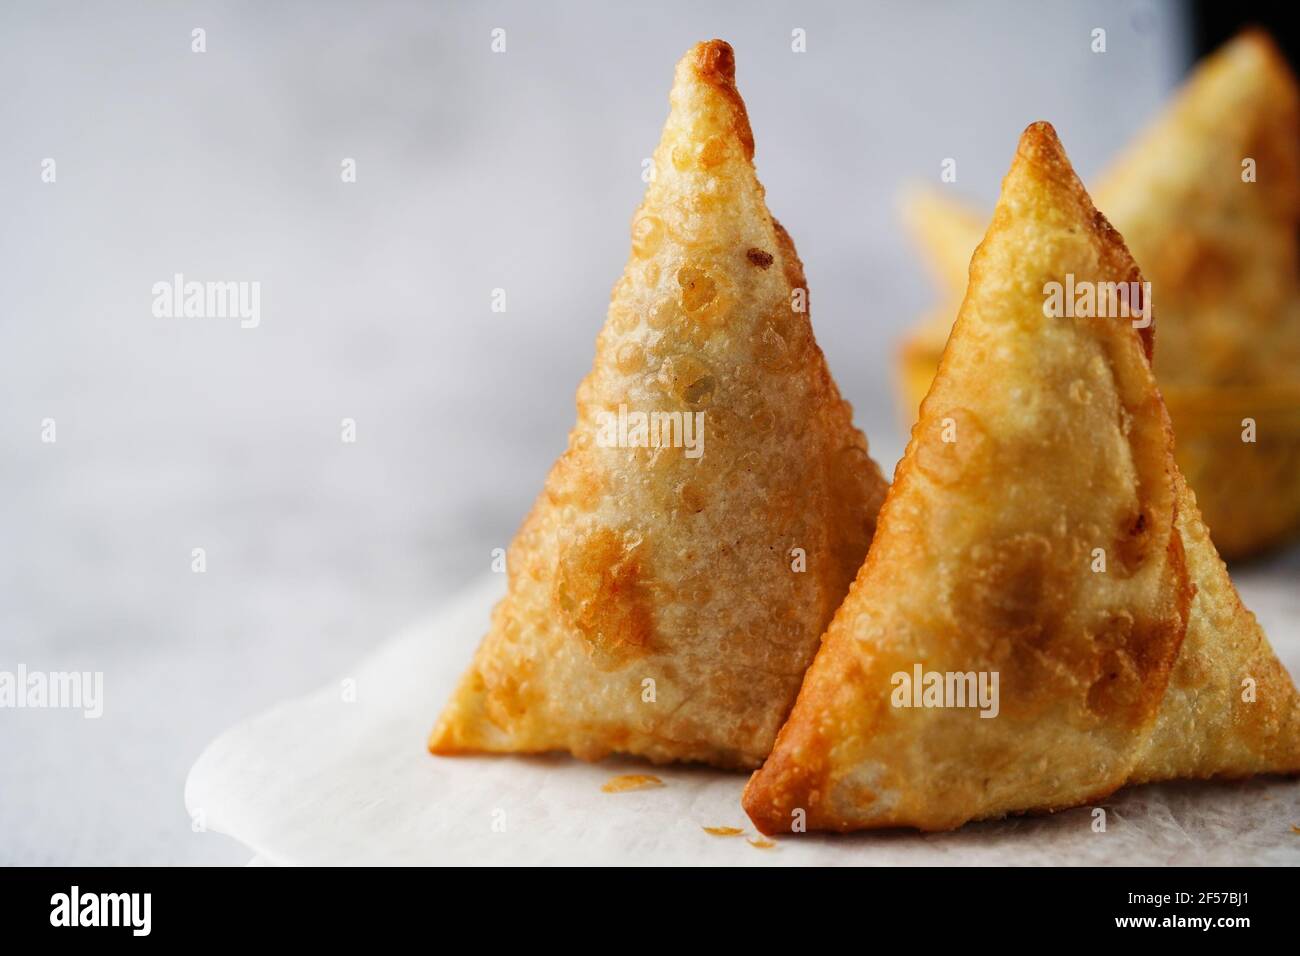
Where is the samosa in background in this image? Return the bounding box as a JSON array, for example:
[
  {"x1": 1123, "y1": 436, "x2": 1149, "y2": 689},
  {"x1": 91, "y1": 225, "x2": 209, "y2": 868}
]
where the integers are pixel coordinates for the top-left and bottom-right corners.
[
  {"x1": 431, "y1": 41, "x2": 887, "y2": 769},
  {"x1": 1131, "y1": 469, "x2": 1300, "y2": 784},
  {"x1": 745, "y1": 122, "x2": 1300, "y2": 834},
  {"x1": 897, "y1": 31, "x2": 1300, "y2": 558},
  {"x1": 1097, "y1": 28, "x2": 1300, "y2": 387}
]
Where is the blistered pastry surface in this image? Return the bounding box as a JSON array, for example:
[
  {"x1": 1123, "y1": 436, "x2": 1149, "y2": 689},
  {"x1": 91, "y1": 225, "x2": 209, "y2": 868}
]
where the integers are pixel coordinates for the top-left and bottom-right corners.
[
  {"x1": 430, "y1": 41, "x2": 886, "y2": 769},
  {"x1": 746, "y1": 123, "x2": 1191, "y2": 831}
]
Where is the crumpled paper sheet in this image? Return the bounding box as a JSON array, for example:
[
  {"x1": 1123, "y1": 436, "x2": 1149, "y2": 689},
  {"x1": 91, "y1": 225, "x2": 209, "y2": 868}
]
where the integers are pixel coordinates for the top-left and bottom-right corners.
[{"x1": 186, "y1": 573, "x2": 1300, "y2": 865}]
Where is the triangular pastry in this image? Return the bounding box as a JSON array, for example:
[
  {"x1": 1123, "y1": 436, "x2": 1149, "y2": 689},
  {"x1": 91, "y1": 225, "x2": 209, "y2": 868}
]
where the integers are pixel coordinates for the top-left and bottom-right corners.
[
  {"x1": 744, "y1": 122, "x2": 1195, "y2": 832},
  {"x1": 430, "y1": 41, "x2": 887, "y2": 769},
  {"x1": 1130, "y1": 471, "x2": 1300, "y2": 783},
  {"x1": 897, "y1": 31, "x2": 1300, "y2": 559},
  {"x1": 1096, "y1": 29, "x2": 1300, "y2": 387},
  {"x1": 903, "y1": 30, "x2": 1300, "y2": 389}
]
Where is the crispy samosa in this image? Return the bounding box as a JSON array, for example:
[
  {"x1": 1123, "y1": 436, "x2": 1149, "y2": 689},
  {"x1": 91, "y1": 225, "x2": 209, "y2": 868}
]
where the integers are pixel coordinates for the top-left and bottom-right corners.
[
  {"x1": 903, "y1": 30, "x2": 1300, "y2": 388},
  {"x1": 430, "y1": 41, "x2": 887, "y2": 769},
  {"x1": 897, "y1": 31, "x2": 1300, "y2": 558},
  {"x1": 1097, "y1": 28, "x2": 1300, "y2": 387},
  {"x1": 745, "y1": 122, "x2": 1196, "y2": 832},
  {"x1": 747, "y1": 122, "x2": 1300, "y2": 833},
  {"x1": 1130, "y1": 471, "x2": 1300, "y2": 783}
]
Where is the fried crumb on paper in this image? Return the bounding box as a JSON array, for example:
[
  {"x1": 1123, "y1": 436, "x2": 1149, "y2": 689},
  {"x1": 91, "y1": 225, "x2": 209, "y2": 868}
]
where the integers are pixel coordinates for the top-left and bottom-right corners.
[
  {"x1": 702, "y1": 826, "x2": 745, "y2": 836},
  {"x1": 601, "y1": 773, "x2": 664, "y2": 793}
]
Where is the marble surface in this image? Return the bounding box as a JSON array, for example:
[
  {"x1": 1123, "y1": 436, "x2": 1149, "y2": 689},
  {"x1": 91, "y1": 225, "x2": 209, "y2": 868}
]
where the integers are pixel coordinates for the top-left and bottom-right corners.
[{"x1": 2, "y1": 1, "x2": 1265, "y2": 865}]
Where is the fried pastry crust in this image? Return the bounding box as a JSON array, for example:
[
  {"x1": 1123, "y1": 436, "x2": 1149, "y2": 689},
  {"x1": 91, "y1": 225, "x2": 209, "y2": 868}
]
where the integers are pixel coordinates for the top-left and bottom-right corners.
[
  {"x1": 898, "y1": 32, "x2": 1300, "y2": 557},
  {"x1": 904, "y1": 31, "x2": 1300, "y2": 389},
  {"x1": 430, "y1": 41, "x2": 887, "y2": 769},
  {"x1": 1129, "y1": 471, "x2": 1300, "y2": 782},
  {"x1": 745, "y1": 123, "x2": 1192, "y2": 832},
  {"x1": 1098, "y1": 29, "x2": 1300, "y2": 387}
]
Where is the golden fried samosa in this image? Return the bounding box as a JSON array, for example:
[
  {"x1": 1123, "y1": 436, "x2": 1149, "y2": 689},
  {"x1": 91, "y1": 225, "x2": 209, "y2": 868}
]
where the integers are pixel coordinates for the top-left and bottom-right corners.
[
  {"x1": 430, "y1": 41, "x2": 887, "y2": 769},
  {"x1": 1097, "y1": 29, "x2": 1300, "y2": 387},
  {"x1": 744, "y1": 122, "x2": 1194, "y2": 832},
  {"x1": 1130, "y1": 471, "x2": 1300, "y2": 783},
  {"x1": 897, "y1": 31, "x2": 1300, "y2": 558},
  {"x1": 903, "y1": 30, "x2": 1300, "y2": 388}
]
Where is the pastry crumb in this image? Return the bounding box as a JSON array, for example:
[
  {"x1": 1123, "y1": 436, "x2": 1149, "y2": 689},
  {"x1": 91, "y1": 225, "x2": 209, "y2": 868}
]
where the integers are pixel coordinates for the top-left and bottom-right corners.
[
  {"x1": 601, "y1": 773, "x2": 664, "y2": 793},
  {"x1": 702, "y1": 825, "x2": 744, "y2": 836},
  {"x1": 748, "y1": 837, "x2": 776, "y2": 849}
]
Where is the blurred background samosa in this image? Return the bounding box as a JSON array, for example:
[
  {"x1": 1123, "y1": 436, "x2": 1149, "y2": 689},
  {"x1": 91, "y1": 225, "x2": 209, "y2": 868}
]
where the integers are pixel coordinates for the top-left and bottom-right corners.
[{"x1": 898, "y1": 30, "x2": 1300, "y2": 560}]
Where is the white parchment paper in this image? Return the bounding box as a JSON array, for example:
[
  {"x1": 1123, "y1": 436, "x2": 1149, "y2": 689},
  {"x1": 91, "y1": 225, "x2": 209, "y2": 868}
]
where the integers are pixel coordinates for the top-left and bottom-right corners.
[{"x1": 186, "y1": 574, "x2": 1300, "y2": 865}]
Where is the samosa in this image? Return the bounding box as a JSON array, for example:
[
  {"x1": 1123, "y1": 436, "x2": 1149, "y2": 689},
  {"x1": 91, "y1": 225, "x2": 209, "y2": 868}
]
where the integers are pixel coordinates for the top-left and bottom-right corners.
[
  {"x1": 897, "y1": 30, "x2": 1300, "y2": 558},
  {"x1": 1131, "y1": 470, "x2": 1300, "y2": 784},
  {"x1": 430, "y1": 41, "x2": 887, "y2": 769},
  {"x1": 744, "y1": 122, "x2": 1300, "y2": 834},
  {"x1": 1096, "y1": 28, "x2": 1300, "y2": 387},
  {"x1": 903, "y1": 30, "x2": 1300, "y2": 388}
]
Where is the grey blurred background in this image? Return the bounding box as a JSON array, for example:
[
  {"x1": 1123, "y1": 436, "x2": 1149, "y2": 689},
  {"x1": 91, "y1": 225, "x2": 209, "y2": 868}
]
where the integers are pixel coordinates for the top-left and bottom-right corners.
[{"x1": 0, "y1": 1, "x2": 1232, "y2": 863}]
